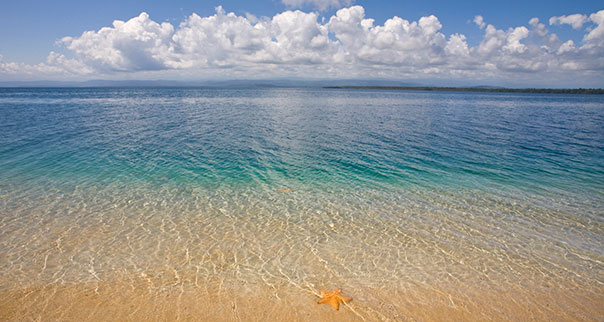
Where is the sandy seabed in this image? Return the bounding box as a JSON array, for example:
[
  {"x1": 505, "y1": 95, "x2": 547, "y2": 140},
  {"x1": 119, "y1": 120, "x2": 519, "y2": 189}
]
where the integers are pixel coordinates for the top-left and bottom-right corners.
[{"x1": 1, "y1": 186, "x2": 603, "y2": 321}]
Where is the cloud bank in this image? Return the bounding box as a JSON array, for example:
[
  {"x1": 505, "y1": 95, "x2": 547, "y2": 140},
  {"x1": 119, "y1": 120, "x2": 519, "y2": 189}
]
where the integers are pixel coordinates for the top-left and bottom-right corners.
[
  {"x1": 281, "y1": 0, "x2": 353, "y2": 11},
  {"x1": 2, "y1": 6, "x2": 604, "y2": 86}
]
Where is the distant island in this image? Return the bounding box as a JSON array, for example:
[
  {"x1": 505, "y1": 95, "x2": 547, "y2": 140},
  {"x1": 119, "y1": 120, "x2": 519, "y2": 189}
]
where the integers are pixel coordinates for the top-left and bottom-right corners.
[{"x1": 325, "y1": 86, "x2": 604, "y2": 95}]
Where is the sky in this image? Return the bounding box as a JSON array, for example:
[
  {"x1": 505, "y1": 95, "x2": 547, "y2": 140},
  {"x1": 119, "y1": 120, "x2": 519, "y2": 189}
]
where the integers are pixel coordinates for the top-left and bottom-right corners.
[{"x1": 1, "y1": 0, "x2": 603, "y2": 87}]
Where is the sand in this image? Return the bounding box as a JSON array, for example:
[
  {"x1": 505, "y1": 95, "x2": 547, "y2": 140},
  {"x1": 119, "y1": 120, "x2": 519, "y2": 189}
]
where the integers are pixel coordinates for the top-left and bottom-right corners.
[{"x1": 1, "y1": 275, "x2": 602, "y2": 321}]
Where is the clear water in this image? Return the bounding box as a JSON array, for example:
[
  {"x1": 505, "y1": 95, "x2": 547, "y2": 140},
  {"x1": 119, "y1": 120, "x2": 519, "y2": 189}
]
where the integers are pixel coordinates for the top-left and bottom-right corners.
[{"x1": 1, "y1": 87, "x2": 603, "y2": 320}]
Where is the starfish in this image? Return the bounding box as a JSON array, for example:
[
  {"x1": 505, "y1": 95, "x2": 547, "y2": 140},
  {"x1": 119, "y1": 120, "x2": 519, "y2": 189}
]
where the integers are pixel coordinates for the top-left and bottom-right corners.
[
  {"x1": 277, "y1": 188, "x2": 292, "y2": 193},
  {"x1": 317, "y1": 289, "x2": 352, "y2": 310}
]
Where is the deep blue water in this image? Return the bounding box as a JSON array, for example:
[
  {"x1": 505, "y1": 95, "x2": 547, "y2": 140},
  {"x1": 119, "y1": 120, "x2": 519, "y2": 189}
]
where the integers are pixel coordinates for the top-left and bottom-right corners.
[{"x1": 1, "y1": 87, "x2": 603, "y2": 196}]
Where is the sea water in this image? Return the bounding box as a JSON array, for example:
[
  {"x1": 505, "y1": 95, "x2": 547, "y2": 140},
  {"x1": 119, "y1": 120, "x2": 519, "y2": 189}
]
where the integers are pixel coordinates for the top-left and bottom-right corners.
[{"x1": 0, "y1": 87, "x2": 603, "y2": 320}]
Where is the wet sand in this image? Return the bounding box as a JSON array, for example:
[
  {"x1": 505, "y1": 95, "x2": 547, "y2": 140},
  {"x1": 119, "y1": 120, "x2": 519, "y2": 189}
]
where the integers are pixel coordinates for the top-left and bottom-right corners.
[{"x1": 1, "y1": 274, "x2": 602, "y2": 321}]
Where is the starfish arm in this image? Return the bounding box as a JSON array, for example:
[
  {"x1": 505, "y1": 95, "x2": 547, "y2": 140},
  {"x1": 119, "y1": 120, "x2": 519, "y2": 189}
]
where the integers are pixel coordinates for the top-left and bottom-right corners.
[
  {"x1": 328, "y1": 298, "x2": 341, "y2": 310},
  {"x1": 340, "y1": 295, "x2": 352, "y2": 303}
]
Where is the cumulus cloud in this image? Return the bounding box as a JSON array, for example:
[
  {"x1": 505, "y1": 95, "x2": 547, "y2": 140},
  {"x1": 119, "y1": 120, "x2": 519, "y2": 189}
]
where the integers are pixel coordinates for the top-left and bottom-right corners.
[
  {"x1": 585, "y1": 10, "x2": 604, "y2": 44},
  {"x1": 474, "y1": 15, "x2": 486, "y2": 29},
  {"x1": 549, "y1": 13, "x2": 588, "y2": 29},
  {"x1": 1, "y1": 6, "x2": 604, "y2": 86},
  {"x1": 281, "y1": 0, "x2": 353, "y2": 11},
  {"x1": 162, "y1": 6, "x2": 337, "y2": 68},
  {"x1": 61, "y1": 12, "x2": 175, "y2": 71},
  {"x1": 0, "y1": 51, "x2": 93, "y2": 77},
  {"x1": 327, "y1": 6, "x2": 448, "y2": 68}
]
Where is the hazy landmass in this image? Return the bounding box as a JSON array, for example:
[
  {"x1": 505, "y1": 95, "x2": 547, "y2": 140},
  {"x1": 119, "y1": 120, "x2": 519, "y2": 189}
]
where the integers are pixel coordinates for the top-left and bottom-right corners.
[
  {"x1": 0, "y1": 79, "x2": 416, "y2": 88},
  {"x1": 325, "y1": 86, "x2": 604, "y2": 94},
  {"x1": 1, "y1": 80, "x2": 602, "y2": 94}
]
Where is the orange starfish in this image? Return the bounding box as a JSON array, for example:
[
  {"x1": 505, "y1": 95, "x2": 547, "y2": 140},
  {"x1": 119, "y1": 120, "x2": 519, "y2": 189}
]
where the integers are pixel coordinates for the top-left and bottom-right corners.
[
  {"x1": 277, "y1": 188, "x2": 292, "y2": 193},
  {"x1": 317, "y1": 289, "x2": 352, "y2": 310}
]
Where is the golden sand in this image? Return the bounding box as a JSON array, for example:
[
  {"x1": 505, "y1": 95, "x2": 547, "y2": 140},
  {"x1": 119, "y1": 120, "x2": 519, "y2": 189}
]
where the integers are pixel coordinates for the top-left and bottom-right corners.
[{"x1": 1, "y1": 276, "x2": 602, "y2": 321}]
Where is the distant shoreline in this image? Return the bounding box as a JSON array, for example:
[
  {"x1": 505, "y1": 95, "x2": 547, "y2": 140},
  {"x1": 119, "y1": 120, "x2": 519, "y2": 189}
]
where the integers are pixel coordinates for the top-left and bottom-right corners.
[{"x1": 325, "y1": 86, "x2": 604, "y2": 94}]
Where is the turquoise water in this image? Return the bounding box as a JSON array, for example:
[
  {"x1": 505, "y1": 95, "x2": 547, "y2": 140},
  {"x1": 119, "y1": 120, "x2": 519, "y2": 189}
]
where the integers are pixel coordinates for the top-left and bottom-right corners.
[
  {"x1": 1, "y1": 87, "x2": 603, "y2": 319},
  {"x1": 2, "y1": 87, "x2": 603, "y2": 191}
]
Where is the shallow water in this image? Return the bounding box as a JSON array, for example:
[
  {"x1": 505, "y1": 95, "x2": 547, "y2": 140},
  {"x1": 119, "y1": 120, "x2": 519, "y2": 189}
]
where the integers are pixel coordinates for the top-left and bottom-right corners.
[{"x1": 0, "y1": 87, "x2": 603, "y2": 320}]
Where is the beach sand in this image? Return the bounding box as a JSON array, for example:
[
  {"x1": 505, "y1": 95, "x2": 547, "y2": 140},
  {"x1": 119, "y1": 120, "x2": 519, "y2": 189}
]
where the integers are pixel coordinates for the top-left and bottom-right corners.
[{"x1": 1, "y1": 274, "x2": 602, "y2": 321}]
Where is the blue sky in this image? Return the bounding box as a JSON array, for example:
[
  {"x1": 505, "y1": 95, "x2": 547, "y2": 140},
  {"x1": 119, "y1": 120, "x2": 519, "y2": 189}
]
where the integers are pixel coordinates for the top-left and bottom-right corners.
[{"x1": 1, "y1": 0, "x2": 603, "y2": 86}]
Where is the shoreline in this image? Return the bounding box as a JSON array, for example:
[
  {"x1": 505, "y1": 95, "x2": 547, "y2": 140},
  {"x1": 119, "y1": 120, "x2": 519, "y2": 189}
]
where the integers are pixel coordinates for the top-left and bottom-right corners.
[{"x1": 1, "y1": 276, "x2": 602, "y2": 321}]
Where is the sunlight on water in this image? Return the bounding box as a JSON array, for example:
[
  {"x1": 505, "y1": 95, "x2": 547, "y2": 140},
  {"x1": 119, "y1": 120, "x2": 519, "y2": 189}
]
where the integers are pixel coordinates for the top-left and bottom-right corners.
[{"x1": 0, "y1": 87, "x2": 603, "y2": 320}]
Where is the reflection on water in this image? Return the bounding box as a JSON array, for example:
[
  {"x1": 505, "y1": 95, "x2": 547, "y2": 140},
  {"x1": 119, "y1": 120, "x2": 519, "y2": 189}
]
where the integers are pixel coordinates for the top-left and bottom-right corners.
[{"x1": 0, "y1": 88, "x2": 603, "y2": 320}]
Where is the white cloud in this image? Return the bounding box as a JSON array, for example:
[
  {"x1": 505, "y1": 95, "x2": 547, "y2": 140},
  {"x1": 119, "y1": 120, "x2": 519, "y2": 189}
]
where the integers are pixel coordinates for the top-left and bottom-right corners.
[
  {"x1": 281, "y1": 0, "x2": 353, "y2": 11},
  {"x1": 1, "y1": 6, "x2": 604, "y2": 86},
  {"x1": 327, "y1": 6, "x2": 448, "y2": 68},
  {"x1": 446, "y1": 34, "x2": 470, "y2": 57},
  {"x1": 474, "y1": 15, "x2": 486, "y2": 29},
  {"x1": 0, "y1": 51, "x2": 93, "y2": 77},
  {"x1": 61, "y1": 12, "x2": 175, "y2": 71},
  {"x1": 171, "y1": 6, "x2": 338, "y2": 68},
  {"x1": 504, "y1": 26, "x2": 529, "y2": 53},
  {"x1": 585, "y1": 10, "x2": 604, "y2": 45},
  {"x1": 528, "y1": 18, "x2": 549, "y2": 38},
  {"x1": 557, "y1": 40, "x2": 576, "y2": 54},
  {"x1": 549, "y1": 13, "x2": 588, "y2": 30}
]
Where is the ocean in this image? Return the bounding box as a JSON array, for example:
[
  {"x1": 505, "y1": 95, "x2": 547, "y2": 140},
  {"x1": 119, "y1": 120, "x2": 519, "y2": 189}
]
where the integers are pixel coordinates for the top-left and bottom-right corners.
[{"x1": 1, "y1": 87, "x2": 603, "y2": 320}]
